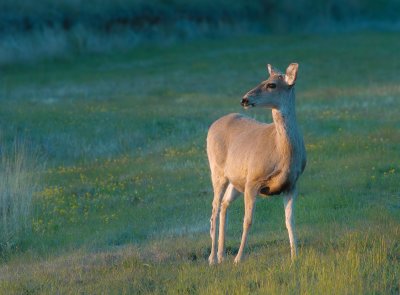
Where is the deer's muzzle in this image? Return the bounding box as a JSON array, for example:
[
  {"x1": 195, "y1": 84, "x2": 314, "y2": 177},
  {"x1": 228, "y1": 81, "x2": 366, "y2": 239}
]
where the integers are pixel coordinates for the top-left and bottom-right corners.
[{"x1": 241, "y1": 96, "x2": 254, "y2": 108}]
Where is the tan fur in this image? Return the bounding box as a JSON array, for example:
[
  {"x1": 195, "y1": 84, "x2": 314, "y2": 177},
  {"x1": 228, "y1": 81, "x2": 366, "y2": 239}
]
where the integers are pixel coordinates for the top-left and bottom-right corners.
[{"x1": 207, "y1": 63, "x2": 306, "y2": 265}]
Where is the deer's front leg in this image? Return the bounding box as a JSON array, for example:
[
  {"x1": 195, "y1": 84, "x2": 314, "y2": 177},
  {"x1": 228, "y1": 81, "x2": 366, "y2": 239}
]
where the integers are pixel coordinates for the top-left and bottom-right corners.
[
  {"x1": 234, "y1": 185, "x2": 257, "y2": 264},
  {"x1": 283, "y1": 190, "x2": 298, "y2": 261}
]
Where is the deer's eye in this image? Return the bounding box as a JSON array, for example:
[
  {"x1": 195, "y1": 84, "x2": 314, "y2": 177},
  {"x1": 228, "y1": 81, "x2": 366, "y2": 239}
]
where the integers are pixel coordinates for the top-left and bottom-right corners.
[{"x1": 267, "y1": 83, "x2": 276, "y2": 89}]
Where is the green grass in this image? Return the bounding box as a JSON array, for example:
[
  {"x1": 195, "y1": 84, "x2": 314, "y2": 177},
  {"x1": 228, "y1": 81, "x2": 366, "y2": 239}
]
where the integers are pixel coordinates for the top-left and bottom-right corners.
[{"x1": 0, "y1": 31, "x2": 399, "y2": 294}]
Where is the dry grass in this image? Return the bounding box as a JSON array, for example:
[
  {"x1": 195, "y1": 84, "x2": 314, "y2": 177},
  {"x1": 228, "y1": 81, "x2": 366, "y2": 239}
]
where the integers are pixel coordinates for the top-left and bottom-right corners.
[{"x1": 0, "y1": 139, "x2": 43, "y2": 251}]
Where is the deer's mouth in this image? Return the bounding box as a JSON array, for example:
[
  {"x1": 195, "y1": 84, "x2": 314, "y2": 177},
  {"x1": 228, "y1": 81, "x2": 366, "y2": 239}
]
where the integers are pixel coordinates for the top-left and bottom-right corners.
[{"x1": 242, "y1": 102, "x2": 255, "y2": 109}]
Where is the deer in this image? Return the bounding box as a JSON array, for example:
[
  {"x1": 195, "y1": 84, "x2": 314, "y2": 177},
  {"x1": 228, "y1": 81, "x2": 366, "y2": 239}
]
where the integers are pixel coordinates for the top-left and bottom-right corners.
[{"x1": 206, "y1": 63, "x2": 306, "y2": 265}]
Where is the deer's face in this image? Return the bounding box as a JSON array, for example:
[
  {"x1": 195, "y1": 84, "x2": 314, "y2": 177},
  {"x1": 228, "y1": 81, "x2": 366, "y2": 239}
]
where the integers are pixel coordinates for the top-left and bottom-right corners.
[{"x1": 241, "y1": 63, "x2": 298, "y2": 110}]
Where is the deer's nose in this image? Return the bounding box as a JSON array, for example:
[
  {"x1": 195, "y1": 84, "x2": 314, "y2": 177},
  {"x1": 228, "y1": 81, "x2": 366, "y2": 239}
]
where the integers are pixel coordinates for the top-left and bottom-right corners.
[{"x1": 241, "y1": 97, "x2": 249, "y2": 106}]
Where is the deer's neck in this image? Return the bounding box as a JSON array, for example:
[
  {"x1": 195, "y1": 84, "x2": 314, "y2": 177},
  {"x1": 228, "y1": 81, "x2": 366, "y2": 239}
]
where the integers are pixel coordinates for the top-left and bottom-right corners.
[{"x1": 271, "y1": 89, "x2": 301, "y2": 162}]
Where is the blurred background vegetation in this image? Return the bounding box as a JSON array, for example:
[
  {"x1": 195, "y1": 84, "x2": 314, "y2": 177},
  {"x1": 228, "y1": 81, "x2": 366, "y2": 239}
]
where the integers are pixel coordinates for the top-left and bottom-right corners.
[{"x1": 1, "y1": 0, "x2": 400, "y2": 64}]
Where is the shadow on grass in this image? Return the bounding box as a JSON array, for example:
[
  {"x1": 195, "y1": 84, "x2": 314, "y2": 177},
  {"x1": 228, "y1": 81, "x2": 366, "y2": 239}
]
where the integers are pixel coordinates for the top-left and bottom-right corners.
[{"x1": 186, "y1": 238, "x2": 290, "y2": 262}]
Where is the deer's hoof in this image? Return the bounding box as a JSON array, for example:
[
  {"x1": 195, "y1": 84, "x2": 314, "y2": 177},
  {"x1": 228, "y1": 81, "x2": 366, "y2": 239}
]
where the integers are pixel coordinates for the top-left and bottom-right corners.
[
  {"x1": 233, "y1": 255, "x2": 242, "y2": 264},
  {"x1": 208, "y1": 255, "x2": 217, "y2": 266}
]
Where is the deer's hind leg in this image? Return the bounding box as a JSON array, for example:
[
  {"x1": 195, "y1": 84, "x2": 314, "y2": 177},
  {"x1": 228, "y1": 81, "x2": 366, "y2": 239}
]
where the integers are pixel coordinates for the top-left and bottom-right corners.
[
  {"x1": 218, "y1": 183, "x2": 240, "y2": 263},
  {"x1": 209, "y1": 173, "x2": 228, "y2": 265}
]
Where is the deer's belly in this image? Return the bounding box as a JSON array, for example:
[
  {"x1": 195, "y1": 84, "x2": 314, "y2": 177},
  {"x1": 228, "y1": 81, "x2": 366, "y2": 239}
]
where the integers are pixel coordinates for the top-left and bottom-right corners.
[
  {"x1": 227, "y1": 173, "x2": 293, "y2": 196},
  {"x1": 228, "y1": 177, "x2": 246, "y2": 193},
  {"x1": 224, "y1": 161, "x2": 247, "y2": 193}
]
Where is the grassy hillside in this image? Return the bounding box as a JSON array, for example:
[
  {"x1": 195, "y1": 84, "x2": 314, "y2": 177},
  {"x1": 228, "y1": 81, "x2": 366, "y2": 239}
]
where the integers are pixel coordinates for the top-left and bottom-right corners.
[
  {"x1": 1, "y1": 0, "x2": 400, "y2": 64},
  {"x1": 0, "y1": 31, "x2": 399, "y2": 293}
]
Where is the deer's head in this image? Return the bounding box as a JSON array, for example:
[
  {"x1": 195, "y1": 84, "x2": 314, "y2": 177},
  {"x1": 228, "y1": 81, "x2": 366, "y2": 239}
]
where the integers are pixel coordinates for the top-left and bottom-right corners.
[{"x1": 241, "y1": 63, "x2": 298, "y2": 110}]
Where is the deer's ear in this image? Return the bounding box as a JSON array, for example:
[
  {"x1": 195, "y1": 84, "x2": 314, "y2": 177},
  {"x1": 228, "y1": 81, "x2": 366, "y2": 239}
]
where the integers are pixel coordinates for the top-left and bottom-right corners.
[
  {"x1": 267, "y1": 64, "x2": 273, "y2": 76},
  {"x1": 268, "y1": 64, "x2": 280, "y2": 76},
  {"x1": 285, "y1": 63, "x2": 298, "y2": 86}
]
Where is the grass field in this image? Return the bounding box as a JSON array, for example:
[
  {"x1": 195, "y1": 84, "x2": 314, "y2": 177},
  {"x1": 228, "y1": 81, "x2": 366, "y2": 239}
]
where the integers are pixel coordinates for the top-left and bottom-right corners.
[{"x1": 0, "y1": 31, "x2": 399, "y2": 294}]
